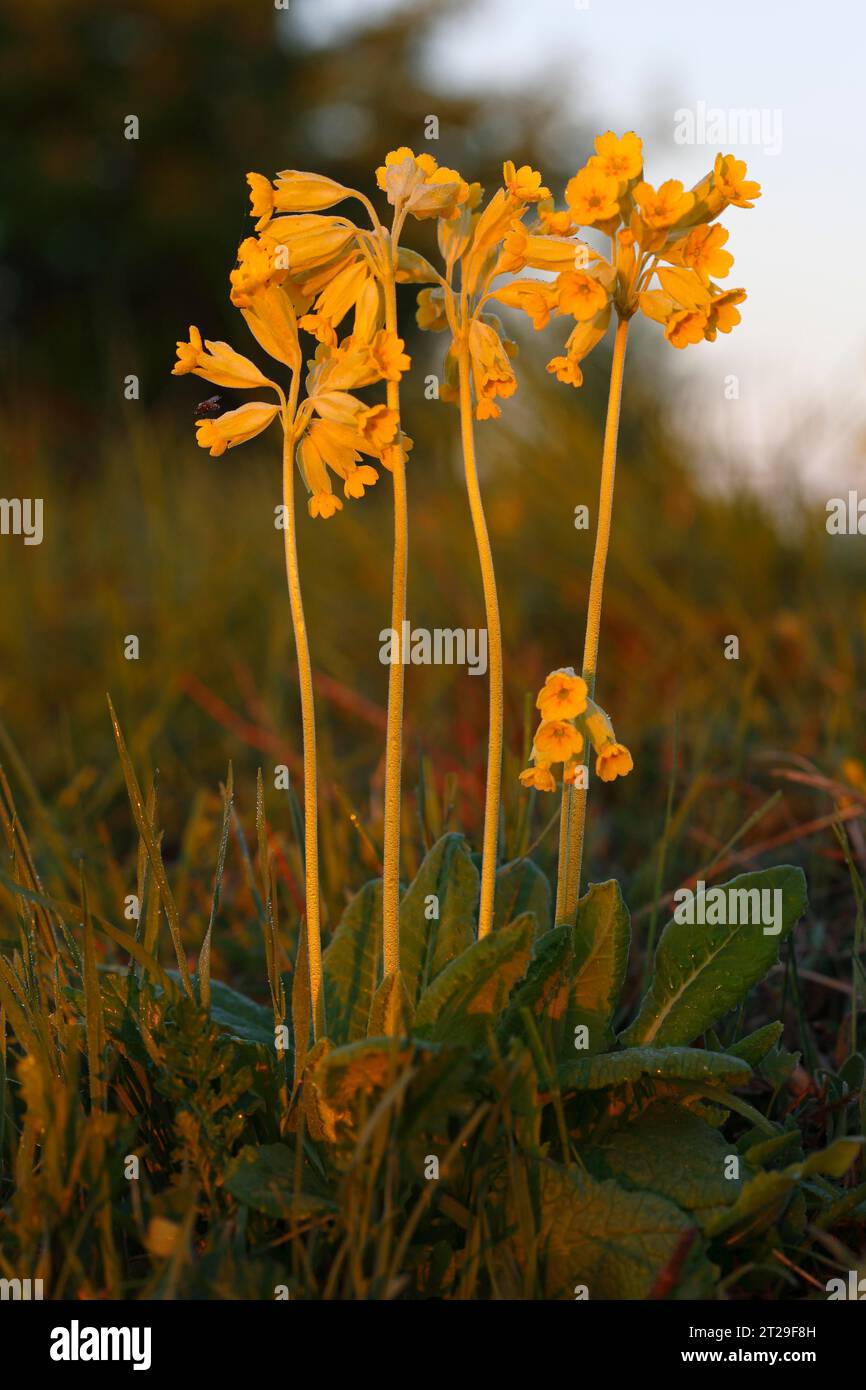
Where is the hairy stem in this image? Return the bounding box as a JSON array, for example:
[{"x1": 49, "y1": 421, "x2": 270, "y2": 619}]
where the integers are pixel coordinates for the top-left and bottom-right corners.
[
  {"x1": 557, "y1": 316, "x2": 630, "y2": 924},
  {"x1": 457, "y1": 336, "x2": 503, "y2": 939},
  {"x1": 281, "y1": 422, "x2": 323, "y2": 1036},
  {"x1": 381, "y1": 253, "x2": 408, "y2": 979}
]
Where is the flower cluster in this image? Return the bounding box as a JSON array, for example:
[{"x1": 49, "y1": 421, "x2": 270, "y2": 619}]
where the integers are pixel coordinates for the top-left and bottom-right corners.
[
  {"x1": 519, "y1": 668, "x2": 633, "y2": 791},
  {"x1": 173, "y1": 164, "x2": 415, "y2": 518},
  {"x1": 495, "y1": 133, "x2": 760, "y2": 386}
]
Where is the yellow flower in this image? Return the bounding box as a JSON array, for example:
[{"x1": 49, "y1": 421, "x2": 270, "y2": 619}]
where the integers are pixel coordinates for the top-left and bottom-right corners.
[
  {"x1": 665, "y1": 307, "x2": 710, "y2": 348},
  {"x1": 502, "y1": 160, "x2": 550, "y2": 202},
  {"x1": 468, "y1": 319, "x2": 518, "y2": 421},
  {"x1": 246, "y1": 173, "x2": 276, "y2": 231},
  {"x1": 519, "y1": 765, "x2": 557, "y2": 792},
  {"x1": 633, "y1": 179, "x2": 694, "y2": 228},
  {"x1": 538, "y1": 203, "x2": 577, "y2": 236},
  {"x1": 556, "y1": 270, "x2": 609, "y2": 322},
  {"x1": 678, "y1": 224, "x2": 733, "y2": 283},
  {"x1": 547, "y1": 355, "x2": 584, "y2": 387},
  {"x1": 343, "y1": 463, "x2": 379, "y2": 499},
  {"x1": 596, "y1": 743, "x2": 634, "y2": 782},
  {"x1": 309, "y1": 491, "x2": 343, "y2": 519},
  {"x1": 380, "y1": 431, "x2": 412, "y2": 473},
  {"x1": 713, "y1": 154, "x2": 761, "y2": 208},
  {"x1": 229, "y1": 236, "x2": 288, "y2": 308},
  {"x1": 358, "y1": 404, "x2": 399, "y2": 450},
  {"x1": 703, "y1": 287, "x2": 746, "y2": 340},
  {"x1": 272, "y1": 169, "x2": 351, "y2": 211},
  {"x1": 375, "y1": 148, "x2": 469, "y2": 220},
  {"x1": 416, "y1": 287, "x2": 449, "y2": 332},
  {"x1": 490, "y1": 279, "x2": 558, "y2": 331},
  {"x1": 369, "y1": 329, "x2": 411, "y2": 382},
  {"x1": 266, "y1": 216, "x2": 357, "y2": 275},
  {"x1": 533, "y1": 719, "x2": 584, "y2": 764},
  {"x1": 589, "y1": 131, "x2": 643, "y2": 184},
  {"x1": 298, "y1": 312, "x2": 339, "y2": 346},
  {"x1": 195, "y1": 402, "x2": 280, "y2": 456},
  {"x1": 172, "y1": 328, "x2": 276, "y2": 391},
  {"x1": 565, "y1": 166, "x2": 621, "y2": 226},
  {"x1": 536, "y1": 670, "x2": 588, "y2": 721}
]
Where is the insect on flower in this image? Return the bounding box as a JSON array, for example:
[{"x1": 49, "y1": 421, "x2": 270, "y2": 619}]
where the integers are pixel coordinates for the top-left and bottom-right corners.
[{"x1": 193, "y1": 394, "x2": 223, "y2": 419}]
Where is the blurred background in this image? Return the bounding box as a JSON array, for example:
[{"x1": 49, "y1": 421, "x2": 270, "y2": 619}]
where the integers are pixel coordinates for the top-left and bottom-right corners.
[{"x1": 1, "y1": 0, "x2": 865, "y2": 1055}]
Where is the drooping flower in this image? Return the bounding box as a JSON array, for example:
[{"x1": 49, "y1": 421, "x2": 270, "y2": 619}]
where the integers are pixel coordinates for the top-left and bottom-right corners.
[
  {"x1": 195, "y1": 402, "x2": 280, "y2": 456},
  {"x1": 519, "y1": 764, "x2": 557, "y2": 793},
  {"x1": 596, "y1": 742, "x2": 634, "y2": 782}
]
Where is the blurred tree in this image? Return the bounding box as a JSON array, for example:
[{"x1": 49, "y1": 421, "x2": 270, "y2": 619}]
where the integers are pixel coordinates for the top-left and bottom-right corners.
[{"x1": 0, "y1": 0, "x2": 574, "y2": 428}]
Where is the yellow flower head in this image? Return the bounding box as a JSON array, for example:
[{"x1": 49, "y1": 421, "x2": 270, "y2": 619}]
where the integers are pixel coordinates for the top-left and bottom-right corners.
[
  {"x1": 533, "y1": 719, "x2": 584, "y2": 765},
  {"x1": 172, "y1": 328, "x2": 276, "y2": 391},
  {"x1": 536, "y1": 669, "x2": 588, "y2": 722},
  {"x1": 633, "y1": 179, "x2": 694, "y2": 229},
  {"x1": 490, "y1": 279, "x2": 558, "y2": 331},
  {"x1": 596, "y1": 742, "x2": 634, "y2": 783},
  {"x1": 369, "y1": 329, "x2": 411, "y2": 382},
  {"x1": 589, "y1": 131, "x2": 643, "y2": 184},
  {"x1": 565, "y1": 166, "x2": 621, "y2": 227},
  {"x1": 376, "y1": 148, "x2": 469, "y2": 220},
  {"x1": 247, "y1": 173, "x2": 275, "y2": 230},
  {"x1": 173, "y1": 325, "x2": 204, "y2": 375},
  {"x1": 519, "y1": 765, "x2": 557, "y2": 793},
  {"x1": 713, "y1": 154, "x2": 761, "y2": 209},
  {"x1": 502, "y1": 160, "x2": 551, "y2": 203}
]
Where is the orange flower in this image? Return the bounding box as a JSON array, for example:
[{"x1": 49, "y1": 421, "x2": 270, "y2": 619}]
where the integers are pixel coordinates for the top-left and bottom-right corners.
[
  {"x1": 565, "y1": 166, "x2": 621, "y2": 226},
  {"x1": 633, "y1": 179, "x2": 694, "y2": 229},
  {"x1": 713, "y1": 154, "x2": 761, "y2": 208},
  {"x1": 589, "y1": 131, "x2": 643, "y2": 184}
]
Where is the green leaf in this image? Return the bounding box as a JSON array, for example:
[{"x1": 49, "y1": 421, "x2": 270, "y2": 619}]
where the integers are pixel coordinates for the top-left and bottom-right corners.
[
  {"x1": 534, "y1": 1164, "x2": 715, "y2": 1299},
  {"x1": 168, "y1": 974, "x2": 274, "y2": 1047},
  {"x1": 413, "y1": 916, "x2": 534, "y2": 1046},
  {"x1": 225, "y1": 1144, "x2": 335, "y2": 1220},
  {"x1": 399, "y1": 834, "x2": 477, "y2": 1007},
  {"x1": 704, "y1": 1138, "x2": 865, "y2": 1239},
  {"x1": 727, "y1": 1020, "x2": 784, "y2": 1066},
  {"x1": 500, "y1": 880, "x2": 630, "y2": 1057},
  {"x1": 367, "y1": 969, "x2": 414, "y2": 1038},
  {"x1": 322, "y1": 879, "x2": 383, "y2": 1045},
  {"x1": 493, "y1": 857, "x2": 551, "y2": 934},
  {"x1": 583, "y1": 1101, "x2": 744, "y2": 1229},
  {"x1": 557, "y1": 1046, "x2": 751, "y2": 1092},
  {"x1": 621, "y1": 866, "x2": 808, "y2": 1047}
]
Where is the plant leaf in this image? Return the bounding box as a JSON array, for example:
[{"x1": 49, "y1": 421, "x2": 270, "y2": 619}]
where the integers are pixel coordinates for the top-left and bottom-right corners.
[
  {"x1": 493, "y1": 857, "x2": 551, "y2": 934},
  {"x1": 322, "y1": 878, "x2": 383, "y2": 1045},
  {"x1": 533, "y1": 1164, "x2": 715, "y2": 1299},
  {"x1": 704, "y1": 1137, "x2": 865, "y2": 1239},
  {"x1": 557, "y1": 1045, "x2": 752, "y2": 1092},
  {"x1": 500, "y1": 880, "x2": 630, "y2": 1056},
  {"x1": 399, "y1": 833, "x2": 477, "y2": 1007},
  {"x1": 727, "y1": 1020, "x2": 784, "y2": 1066},
  {"x1": 621, "y1": 866, "x2": 807, "y2": 1047},
  {"x1": 225, "y1": 1144, "x2": 335, "y2": 1220},
  {"x1": 583, "y1": 1101, "x2": 745, "y2": 1229},
  {"x1": 413, "y1": 916, "x2": 534, "y2": 1046}
]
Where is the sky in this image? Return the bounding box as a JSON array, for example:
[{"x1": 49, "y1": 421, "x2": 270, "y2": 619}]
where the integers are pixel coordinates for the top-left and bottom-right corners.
[{"x1": 289, "y1": 0, "x2": 866, "y2": 497}]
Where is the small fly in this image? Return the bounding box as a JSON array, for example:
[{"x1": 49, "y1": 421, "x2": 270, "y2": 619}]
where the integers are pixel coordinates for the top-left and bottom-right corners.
[{"x1": 193, "y1": 394, "x2": 223, "y2": 419}]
